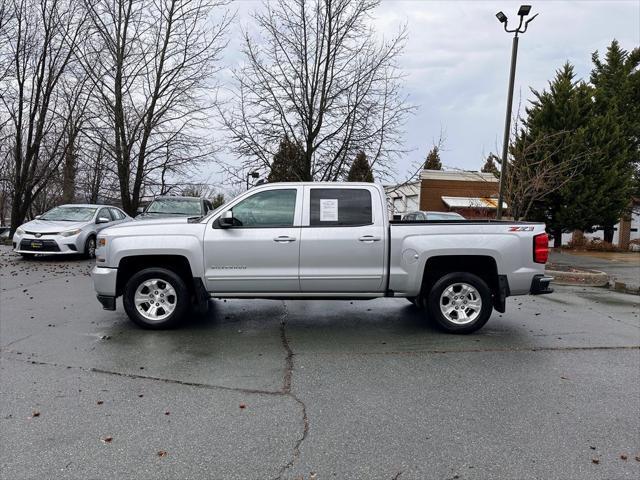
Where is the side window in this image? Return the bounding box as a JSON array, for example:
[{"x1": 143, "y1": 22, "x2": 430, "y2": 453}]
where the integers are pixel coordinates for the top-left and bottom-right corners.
[
  {"x1": 416, "y1": 212, "x2": 426, "y2": 221},
  {"x1": 109, "y1": 208, "x2": 122, "y2": 220},
  {"x1": 231, "y1": 189, "x2": 297, "y2": 227},
  {"x1": 309, "y1": 188, "x2": 372, "y2": 226},
  {"x1": 98, "y1": 208, "x2": 113, "y2": 221}
]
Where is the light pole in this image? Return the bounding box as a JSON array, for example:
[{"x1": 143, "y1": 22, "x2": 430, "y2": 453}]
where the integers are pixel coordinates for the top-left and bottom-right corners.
[
  {"x1": 495, "y1": 5, "x2": 538, "y2": 220},
  {"x1": 246, "y1": 171, "x2": 259, "y2": 190}
]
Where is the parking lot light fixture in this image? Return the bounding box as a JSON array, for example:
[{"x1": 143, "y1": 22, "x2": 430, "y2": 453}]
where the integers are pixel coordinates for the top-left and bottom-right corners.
[{"x1": 495, "y1": 5, "x2": 538, "y2": 220}]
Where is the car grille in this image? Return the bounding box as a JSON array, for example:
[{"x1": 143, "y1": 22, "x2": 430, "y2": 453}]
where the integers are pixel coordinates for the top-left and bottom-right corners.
[
  {"x1": 19, "y1": 239, "x2": 60, "y2": 252},
  {"x1": 24, "y1": 231, "x2": 60, "y2": 236}
]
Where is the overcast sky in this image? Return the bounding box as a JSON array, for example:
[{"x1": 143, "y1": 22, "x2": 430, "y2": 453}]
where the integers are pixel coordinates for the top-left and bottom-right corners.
[{"x1": 212, "y1": 0, "x2": 640, "y2": 186}]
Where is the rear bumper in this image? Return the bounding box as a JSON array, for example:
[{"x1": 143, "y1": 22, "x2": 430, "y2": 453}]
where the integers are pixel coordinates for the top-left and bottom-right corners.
[{"x1": 530, "y1": 274, "x2": 554, "y2": 295}]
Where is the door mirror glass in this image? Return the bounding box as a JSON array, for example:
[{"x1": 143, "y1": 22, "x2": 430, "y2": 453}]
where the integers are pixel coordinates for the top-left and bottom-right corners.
[
  {"x1": 218, "y1": 210, "x2": 234, "y2": 228},
  {"x1": 35, "y1": 215, "x2": 41, "y2": 220},
  {"x1": 96, "y1": 217, "x2": 110, "y2": 224}
]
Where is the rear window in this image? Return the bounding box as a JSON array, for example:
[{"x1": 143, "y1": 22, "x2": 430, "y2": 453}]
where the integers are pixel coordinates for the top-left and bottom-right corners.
[{"x1": 310, "y1": 189, "x2": 372, "y2": 226}]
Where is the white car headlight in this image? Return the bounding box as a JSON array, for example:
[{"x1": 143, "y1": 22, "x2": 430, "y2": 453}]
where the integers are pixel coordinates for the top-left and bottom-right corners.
[
  {"x1": 15, "y1": 227, "x2": 25, "y2": 236},
  {"x1": 60, "y1": 228, "x2": 81, "y2": 237}
]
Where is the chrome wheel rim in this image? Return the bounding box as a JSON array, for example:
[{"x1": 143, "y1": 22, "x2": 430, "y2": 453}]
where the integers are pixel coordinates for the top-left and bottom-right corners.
[
  {"x1": 134, "y1": 278, "x2": 177, "y2": 322},
  {"x1": 439, "y1": 282, "x2": 482, "y2": 325}
]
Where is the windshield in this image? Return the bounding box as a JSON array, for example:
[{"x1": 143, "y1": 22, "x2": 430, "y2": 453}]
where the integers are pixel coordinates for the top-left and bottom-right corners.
[
  {"x1": 146, "y1": 198, "x2": 202, "y2": 215},
  {"x1": 40, "y1": 206, "x2": 97, "y2": 222}
]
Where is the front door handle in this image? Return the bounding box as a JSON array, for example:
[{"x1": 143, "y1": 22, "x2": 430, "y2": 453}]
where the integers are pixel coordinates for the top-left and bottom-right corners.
[
  {"x1": 274, "y1": 236, "x2": 296, "y2": 243},
  {"x1": 358, "y1": 235, "x2": 381, "y2": 243}
]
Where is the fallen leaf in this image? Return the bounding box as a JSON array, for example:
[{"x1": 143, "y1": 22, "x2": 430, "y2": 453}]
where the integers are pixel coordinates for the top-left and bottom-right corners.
[
  {"x1": 589, "y1": 446, "x2": 596, "y2": 450},
  {"x1": 31, "y1": 411, "x2": 40, "y2": 418},
  {"x1": 157, "y1": 450, "x2": 167, "y2": 457},
  {"x1": 164, "y1": 411, "x2": 170, "y2": 416},
  {"x1": 138, "y1": 394, "x2": 144, "y2": 398},
  {"x1": 591, "y1": 459, "x2": 599, "y2": 464},
  {"x1": 101, "y1": 436, "x2": 113, "y2": 444},
  {"x1": 239, "y1": 403, "x2": 246, "y2": 409},
  {"x1": 97, "y1": 401, "x2": 104, "y2": 405},
  {"x1": 620, "y1": 454, "x2": 627, "y2": 460},
  {"x1": 560, "y1": 376, "x2": 569, "y2": 380},
  {"x1": 635, "y1": 455, "x2": 640, "y2": 462}
]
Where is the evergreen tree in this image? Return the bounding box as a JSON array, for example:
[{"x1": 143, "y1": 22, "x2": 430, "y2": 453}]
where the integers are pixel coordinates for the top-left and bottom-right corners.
[
  {"x1": 424, "y1": 146, "x2": 442, "y2": 170},
  {"x1": 589, "y1": 40, "x2": 640, "y2": 241},
  {"x1": 513, "y1": 63, "x2": 594, "y2": 246},
  {"x1": 481, "y1": 154, "x2": 500, "y2": 177},
  {"x1": 268, "y1": 136, "x2": 306, "y2": 182},
  {"x1": 347, "y1": 151, "x2": 374, "y2": 182},
  {"x1": 212, "y1": 193, "x2": 225, "y2": 208}
]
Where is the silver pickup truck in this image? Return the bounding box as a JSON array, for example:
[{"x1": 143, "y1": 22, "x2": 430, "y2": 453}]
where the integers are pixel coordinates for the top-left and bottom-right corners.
[{"x1": 91, "y1": 182, "x2": 552, "y2": 333}]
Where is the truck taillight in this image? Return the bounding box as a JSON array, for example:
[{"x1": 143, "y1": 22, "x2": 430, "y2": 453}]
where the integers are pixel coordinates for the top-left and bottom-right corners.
[{"x1": 533, "y1": 233, "x2": 549, "y2": 264}]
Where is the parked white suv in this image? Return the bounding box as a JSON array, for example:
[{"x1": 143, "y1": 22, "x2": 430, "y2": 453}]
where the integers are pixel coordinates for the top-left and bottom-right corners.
[{"x1": 92, "y1": 183, "x2": 552, "y2": 333}]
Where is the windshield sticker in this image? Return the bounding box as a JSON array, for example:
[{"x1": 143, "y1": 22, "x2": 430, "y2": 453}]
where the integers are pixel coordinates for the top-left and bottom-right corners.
[{"x1": 320, "y1": 199, "x2": 338, "y2": 221}]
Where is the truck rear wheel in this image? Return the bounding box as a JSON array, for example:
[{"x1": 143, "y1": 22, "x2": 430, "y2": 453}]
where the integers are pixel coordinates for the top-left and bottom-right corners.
[
  {"x1": 427, "y1": 272, "x2": 492, "y2": 334},
  {"x1": 123, "y1": 268, "x2": 189, "y2": 329}
]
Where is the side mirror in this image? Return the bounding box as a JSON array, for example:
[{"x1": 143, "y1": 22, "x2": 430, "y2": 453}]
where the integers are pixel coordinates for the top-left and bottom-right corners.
[
  {"x1": 218, "y1": 210, "x2": 234, "y2": 228},
  {"x1": 35, "y1": 215, "x2": 41, "y2": 220},
  {"x1": 96, "y1": 217, "x2": 110, "y2": 224}
]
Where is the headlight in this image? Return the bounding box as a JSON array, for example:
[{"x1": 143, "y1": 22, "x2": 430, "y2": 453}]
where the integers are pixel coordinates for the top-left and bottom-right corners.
[
  {"x1": 60, "y1": 228, "x2": 81, "y2": 237},
  {"x1": 97, "y1": 237, "x2": 107, "y2": 247},
  {"x1": 15, "y1": 227, "x2": 25, "y2": 235}
]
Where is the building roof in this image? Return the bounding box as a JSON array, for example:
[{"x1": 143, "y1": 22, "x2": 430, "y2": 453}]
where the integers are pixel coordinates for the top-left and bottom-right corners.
[
  {"x1": 421, "y1": 169, "x2": 498, "y2": 183},
  {"x1": 441, "y1": 196, "x2": 507, "y2": 209}
]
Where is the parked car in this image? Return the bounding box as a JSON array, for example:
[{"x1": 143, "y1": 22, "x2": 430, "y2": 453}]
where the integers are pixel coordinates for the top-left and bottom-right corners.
[
  {"x1": 13, "y1": 204, "x2": 131, "y2": 259},
  {"x1": 92, "y1": 183, "x2": 552, "y2": 333},
  {"x1": 136, "y1": 196, "x2": 213, "y2": 219},
  {"x1": 402, "y1": 211, "x2": 465, "y2": 221}
]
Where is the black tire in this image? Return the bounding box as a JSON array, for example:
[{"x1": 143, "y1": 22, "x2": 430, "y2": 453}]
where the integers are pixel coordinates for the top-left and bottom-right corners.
[
  {"x1": 427, "y1": 272, "x2": 492, "y2": 334},
  {"x1": 84, "y1": 235, "x2": 96, "y2": 259},
  {"x1": 123, "y1": 268, "x2": 190, "y2": 329},
  {"x1": 19, "y1": 252, "x2": 36, "y2": 259}
]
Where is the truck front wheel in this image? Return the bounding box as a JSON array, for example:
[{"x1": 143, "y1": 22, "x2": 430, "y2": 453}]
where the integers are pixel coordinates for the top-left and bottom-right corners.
[
  {"x1": 123, "y1": 268, "x2": 189, "y2": 329},
  {"x1": 427, "y1": 272, "x2": 492, "y2": 334}
]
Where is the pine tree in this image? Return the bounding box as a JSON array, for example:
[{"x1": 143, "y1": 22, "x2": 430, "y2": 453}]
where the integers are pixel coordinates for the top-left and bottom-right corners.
[
  {"x1": 481, "y1": 154, "x2": 500, "y2": 177},
  {"x1": 513, "y1": 63, "x2": 594, "y2": 246},
  {"x1": 268, "y1": 136, "x2": 306, "y2": 182},
  {"x1": 424, "y1": 146, "x2": 442, "y2": 170},
  {"x1": 347, "y1": 151, "x2": 374, "y2": 182},
  {"x1": 589, "y1": 40, "x2": 640, "y2": 241},
  {"x1": 212, "y1": 193, "x2": 225, "y2": 208}
]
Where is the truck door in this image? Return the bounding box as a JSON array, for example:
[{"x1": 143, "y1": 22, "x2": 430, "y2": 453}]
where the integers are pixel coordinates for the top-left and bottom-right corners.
[
  {"x1": 203, "y1": 186, "x2": 302, "y2": 293},
  {"x1": 299, "y1": 186, "x2": 385, "y2": 292}
]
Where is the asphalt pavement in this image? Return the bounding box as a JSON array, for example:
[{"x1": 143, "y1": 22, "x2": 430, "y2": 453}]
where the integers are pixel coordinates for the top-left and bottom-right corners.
[{"x1": 1, "y1": 245, "x2": 639, "y2": 480}]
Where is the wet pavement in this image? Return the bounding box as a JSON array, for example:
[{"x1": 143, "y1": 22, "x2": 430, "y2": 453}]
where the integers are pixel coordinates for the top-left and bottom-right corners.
[{"x1": 1, "y1": 245, "x2": 639, "y2": 479}]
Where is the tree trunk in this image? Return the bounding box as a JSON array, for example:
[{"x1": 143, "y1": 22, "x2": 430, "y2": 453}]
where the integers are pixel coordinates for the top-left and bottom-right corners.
[
  {"x1": 603, "y1": 224, "x2": 615, "y2": 243},
  {"x1": 62, "y1": 141, "x2": 76, "y2": 204},
  {"x1": 553, "y1": 228, "x2": 563, "y2": 248}
]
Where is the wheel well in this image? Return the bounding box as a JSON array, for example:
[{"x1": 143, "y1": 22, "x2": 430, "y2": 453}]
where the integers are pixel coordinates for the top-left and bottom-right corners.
[
  {"x1": 116, "y1": 255, "x2": 194, "y2": 296},
  {"x1": 421, "y1": 255, "x2": 499, "y2": 296}
]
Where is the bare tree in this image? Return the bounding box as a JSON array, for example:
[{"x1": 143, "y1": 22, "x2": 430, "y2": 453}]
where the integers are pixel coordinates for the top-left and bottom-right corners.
[
  {"x1": 222, "y1": 0, "x2": 412, "y2": 182},
  {"x1": 0, "y1": 0, "x2": 87, "y2": 233},
  {"x1": 493, "y1": 131, "x2": 585, "y2": 221},
  {"x1": 80, "y1": 0, "x2": 231, "y2": 215}
]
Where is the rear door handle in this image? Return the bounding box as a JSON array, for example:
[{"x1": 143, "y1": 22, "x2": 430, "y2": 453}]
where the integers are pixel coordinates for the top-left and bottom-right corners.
[
  {"x1": 358, "y1": 235, "x2": 381, "y2": 243},
  {"x1": 274, "y1": 236, "x2": 296, "y2": 243}
]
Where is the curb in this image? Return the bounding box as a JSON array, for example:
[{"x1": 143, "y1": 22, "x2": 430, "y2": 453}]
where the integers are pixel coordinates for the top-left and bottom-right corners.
[
  {"x1": 609, "y1": 281, "x2": 640, "y2": 296},
  {"x1": 545, "y1": 268, "x2": 609, "y2": 287}
]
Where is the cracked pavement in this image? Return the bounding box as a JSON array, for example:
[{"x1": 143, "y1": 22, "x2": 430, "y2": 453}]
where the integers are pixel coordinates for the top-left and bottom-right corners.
[{"x1": 1, "y1": 245, "x2": 639, "y2": 479}]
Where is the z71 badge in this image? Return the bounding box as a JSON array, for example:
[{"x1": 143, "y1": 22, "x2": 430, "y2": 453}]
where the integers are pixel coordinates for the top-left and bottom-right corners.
[{"x1": 508, "y1": 226, "x2": 535, "y2": 232}]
